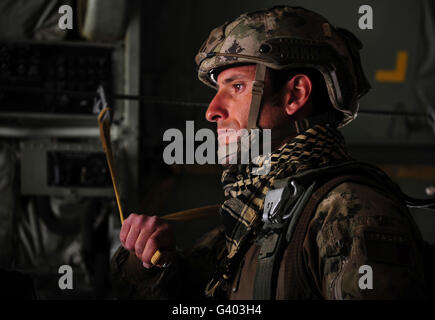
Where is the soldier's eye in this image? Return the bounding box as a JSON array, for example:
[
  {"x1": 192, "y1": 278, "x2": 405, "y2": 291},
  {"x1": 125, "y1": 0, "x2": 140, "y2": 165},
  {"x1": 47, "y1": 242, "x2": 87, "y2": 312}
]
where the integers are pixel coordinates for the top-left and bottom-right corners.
[{"x1": 233, "y1": 83, "x2": 244, "y2": 92}]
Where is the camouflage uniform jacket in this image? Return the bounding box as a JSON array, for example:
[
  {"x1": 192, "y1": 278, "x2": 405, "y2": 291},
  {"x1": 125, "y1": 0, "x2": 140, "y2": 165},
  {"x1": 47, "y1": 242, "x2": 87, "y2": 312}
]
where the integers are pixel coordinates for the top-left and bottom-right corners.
[{"x1": 110, "y1": 174, "x2": 429, "y2": 299}]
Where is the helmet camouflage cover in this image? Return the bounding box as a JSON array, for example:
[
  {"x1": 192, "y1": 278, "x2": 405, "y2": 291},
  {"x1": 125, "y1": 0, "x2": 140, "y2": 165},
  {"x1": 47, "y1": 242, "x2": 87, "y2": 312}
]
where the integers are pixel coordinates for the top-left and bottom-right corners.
[{"x1": 195, "y1": 5, "x2": 371, "y2": 127}]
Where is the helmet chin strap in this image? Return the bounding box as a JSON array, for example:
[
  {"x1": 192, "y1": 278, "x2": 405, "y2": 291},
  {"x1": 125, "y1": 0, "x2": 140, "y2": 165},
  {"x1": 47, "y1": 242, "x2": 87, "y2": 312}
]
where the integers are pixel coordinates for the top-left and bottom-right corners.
[{"x1": 247, "y1": 64, "x2": 267, "y2": 130}]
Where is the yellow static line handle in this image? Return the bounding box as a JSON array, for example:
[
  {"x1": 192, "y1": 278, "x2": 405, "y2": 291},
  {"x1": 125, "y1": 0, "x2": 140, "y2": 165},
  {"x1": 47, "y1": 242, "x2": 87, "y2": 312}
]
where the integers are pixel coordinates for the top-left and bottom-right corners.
[{"x1": 160, "y1": 204, "x2": 220, "y2": 222}]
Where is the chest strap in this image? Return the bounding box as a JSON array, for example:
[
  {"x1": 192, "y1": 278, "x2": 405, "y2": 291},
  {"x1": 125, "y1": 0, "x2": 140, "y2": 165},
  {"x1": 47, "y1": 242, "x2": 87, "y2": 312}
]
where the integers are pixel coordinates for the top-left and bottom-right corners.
[{"x1": 253, "y1": 179, "x2": 317, "y2": 299}]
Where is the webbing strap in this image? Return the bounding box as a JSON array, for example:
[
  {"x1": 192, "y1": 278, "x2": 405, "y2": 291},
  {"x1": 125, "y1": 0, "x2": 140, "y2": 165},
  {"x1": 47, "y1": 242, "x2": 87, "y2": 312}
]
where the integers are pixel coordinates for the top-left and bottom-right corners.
[
  {"x1": 253, "y1": 225, "x2": 285, "y2": 300},
  {"x1": 247, "y1": 64, "x2": 266, "y2": 130}
]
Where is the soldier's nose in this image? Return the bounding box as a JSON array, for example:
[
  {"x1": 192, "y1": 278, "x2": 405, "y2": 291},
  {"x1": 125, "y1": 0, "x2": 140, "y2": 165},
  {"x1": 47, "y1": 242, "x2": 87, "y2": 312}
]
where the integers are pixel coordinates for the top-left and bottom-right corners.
[{"x1": 206, "y1": 93, "x2": 228, "y2": 123}]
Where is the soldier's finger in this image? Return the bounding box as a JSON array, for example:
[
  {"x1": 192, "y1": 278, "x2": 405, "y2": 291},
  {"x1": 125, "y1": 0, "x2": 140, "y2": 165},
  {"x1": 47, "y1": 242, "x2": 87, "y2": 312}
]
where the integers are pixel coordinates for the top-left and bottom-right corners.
[
  {"x1": 134, "y1": 228, "x2": 152, "y2": 259},
  {"x1": 124, "y1": 222, "x2": 142, "y2": 251},
  {"x1": 119, "y1": 214, "x2": 133, "y2": 246}
]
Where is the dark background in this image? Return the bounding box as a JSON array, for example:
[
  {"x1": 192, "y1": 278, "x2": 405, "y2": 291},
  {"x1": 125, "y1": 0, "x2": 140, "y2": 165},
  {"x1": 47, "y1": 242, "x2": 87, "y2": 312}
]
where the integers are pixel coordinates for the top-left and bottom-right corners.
[{"x1": 0, "y1": 0, "x2": 434, "y2": 299}]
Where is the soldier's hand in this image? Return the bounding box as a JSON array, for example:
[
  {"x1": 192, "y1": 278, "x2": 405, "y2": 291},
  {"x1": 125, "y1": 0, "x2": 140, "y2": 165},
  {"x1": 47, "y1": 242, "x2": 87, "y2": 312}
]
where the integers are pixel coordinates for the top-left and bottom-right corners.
[{"x1": 120, "y1": 213, "x2": 175, "y2": 269}]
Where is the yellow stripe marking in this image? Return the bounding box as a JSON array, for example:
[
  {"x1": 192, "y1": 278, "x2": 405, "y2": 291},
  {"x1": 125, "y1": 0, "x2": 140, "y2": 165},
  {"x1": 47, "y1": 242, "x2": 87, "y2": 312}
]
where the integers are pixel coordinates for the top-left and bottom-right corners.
[{"x1": 375, "y1": 51, "x2": 408, "y2": 83}]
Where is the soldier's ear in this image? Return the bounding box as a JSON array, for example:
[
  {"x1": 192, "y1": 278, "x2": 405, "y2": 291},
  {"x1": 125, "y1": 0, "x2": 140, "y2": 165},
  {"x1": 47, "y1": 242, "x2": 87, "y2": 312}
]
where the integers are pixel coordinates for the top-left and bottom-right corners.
[{"x1": 283, "y1": 74, "x2": 312, "y2": 116}]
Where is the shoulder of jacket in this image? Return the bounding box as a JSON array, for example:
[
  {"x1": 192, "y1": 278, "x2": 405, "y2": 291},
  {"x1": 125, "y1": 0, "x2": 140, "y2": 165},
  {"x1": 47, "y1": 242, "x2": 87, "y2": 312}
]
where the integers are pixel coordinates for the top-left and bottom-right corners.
[
  {"x1": 308, "y1": 180, "x2": 414, "y2": 249},
  {"x1": 316, "y1": 180, "x2": 407, "y2": 219}
]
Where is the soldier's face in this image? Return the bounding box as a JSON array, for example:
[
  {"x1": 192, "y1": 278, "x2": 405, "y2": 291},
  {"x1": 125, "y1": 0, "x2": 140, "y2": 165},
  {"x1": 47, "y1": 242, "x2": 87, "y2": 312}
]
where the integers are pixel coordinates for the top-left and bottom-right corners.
[{"x1": 205, "y1": 65, "x2": 292, "y2": 148}]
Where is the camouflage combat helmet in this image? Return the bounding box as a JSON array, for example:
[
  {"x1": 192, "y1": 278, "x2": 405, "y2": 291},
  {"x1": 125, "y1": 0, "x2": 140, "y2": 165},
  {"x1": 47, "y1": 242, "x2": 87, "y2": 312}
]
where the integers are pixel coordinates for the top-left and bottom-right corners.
[{"x1": 195, "y1": 5, "x2": 371, "y2": 130}]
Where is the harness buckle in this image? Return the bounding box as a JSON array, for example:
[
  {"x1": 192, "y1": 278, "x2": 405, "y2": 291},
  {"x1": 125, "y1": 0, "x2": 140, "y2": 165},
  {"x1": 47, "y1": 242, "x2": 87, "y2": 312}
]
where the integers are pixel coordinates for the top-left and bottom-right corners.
[{"x1": 262, "y1": 180, "x2": 304, "y2": 224}]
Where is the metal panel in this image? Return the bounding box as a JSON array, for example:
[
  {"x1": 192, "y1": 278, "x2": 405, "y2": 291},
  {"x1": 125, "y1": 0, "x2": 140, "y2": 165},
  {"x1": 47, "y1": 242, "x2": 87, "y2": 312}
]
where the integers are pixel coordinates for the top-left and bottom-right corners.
[{"x1": 20, "y1": 140, "x2": 113, "y2": 197}]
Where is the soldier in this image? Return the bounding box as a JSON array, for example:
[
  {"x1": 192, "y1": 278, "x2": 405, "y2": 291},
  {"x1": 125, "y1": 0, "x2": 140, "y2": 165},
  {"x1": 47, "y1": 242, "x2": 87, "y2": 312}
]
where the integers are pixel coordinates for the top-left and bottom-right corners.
[{"x1": 110, "y1": 6, "x2": 432, "y2": 299}]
